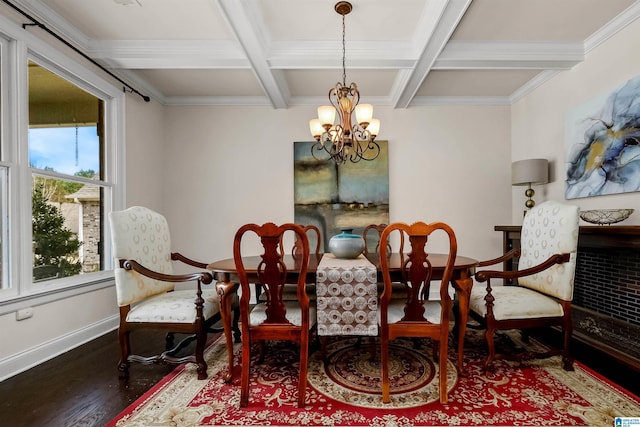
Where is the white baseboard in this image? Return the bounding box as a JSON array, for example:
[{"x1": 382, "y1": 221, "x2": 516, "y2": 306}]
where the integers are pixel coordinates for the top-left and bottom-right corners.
[{"x1": 0, "y1": 315, "x2": 119, "y2": 382}]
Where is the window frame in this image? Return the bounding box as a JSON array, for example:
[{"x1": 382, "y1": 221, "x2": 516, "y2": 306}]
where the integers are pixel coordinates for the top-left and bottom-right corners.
[{"x1": 0, "y1": 14, "x2": 125, "y2": 311}]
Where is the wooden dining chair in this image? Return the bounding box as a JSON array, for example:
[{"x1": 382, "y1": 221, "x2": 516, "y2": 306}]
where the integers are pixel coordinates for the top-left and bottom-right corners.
[
  {"x1": 288, "y1": 224, "x2": 322, "y2": 257},
  {"x1": 363, "y1": 223, "x2": 396, "y2": 255},
  {"x1": 234, "y1": 222, "x2": 316, "y2": 408},
  {"x1": 109, "y1": 206, "x2": 226, "y2": 380},
  {"x1": 379, "y1": 221, "x2": 458, "y2": 404},
  {"x1": 263, "y1": 224, "x2": 321, "y2": 302},
  {"x1": 363, "y1": 223, "x2": 405, "y2": 297},
  {"x1": 466, "y1": 200, "x2": 579, "y2": 371}
]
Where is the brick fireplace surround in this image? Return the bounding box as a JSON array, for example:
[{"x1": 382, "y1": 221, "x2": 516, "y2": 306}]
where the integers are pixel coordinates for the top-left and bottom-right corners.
[{"x1": 494, "y1": 225, "x2": 640, "y2": 370}]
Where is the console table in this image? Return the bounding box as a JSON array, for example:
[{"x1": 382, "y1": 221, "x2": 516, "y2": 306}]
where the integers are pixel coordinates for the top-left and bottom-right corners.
[{"x1": 495, "y1": 225, "x2": 640, "y2": 373}]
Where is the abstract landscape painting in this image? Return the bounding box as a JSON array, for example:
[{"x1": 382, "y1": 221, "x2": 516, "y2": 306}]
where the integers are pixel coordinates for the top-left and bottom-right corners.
[
  {"x1": 293, "y1": 141, "x2": 389, "y2": 251},
  {"x1": 565, "y1": 75, "x2": 640, "y2": 199}
]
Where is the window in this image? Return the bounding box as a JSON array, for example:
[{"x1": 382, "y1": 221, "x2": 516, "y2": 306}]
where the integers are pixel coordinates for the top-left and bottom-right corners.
[
  {"x1": 0, "y1": 167, "x2": 7, "y2": 291},
  {"x1": 0, "y1": 34, "x2": 6, "y2": 291},
  {"x1": 0, "y1": 18, "x2": 124, "y2": 304},
  {"x1": 28, "y1": 62, "x2": 107, "y2": 285}
]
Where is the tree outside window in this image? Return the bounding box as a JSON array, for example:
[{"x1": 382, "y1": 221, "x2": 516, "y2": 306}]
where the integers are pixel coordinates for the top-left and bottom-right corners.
[{"x1": 32, "y1": 180, "x2": 82, "y2": 281}]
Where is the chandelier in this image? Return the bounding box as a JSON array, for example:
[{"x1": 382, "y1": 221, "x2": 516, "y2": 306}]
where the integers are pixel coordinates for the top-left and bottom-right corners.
[{"x1": 309, "y1": 1, "x2": 381, "y2": 165}]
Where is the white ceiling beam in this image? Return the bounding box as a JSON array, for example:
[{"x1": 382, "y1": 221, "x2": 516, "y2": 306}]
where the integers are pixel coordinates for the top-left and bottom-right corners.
[
  {"x1": 267, "y1": 40, "x2": 415, "y2": 69},
  {"x1": 88, "y1": 40, "x2": 251, "y2": 69},
  {"x1": 216, "y1": 0, "x2": 289, "y2": 109},
  {"x1": 392, "y1": 0, "x2": 473, "y2": 109},
  {"x1": 434, "y1": 41, "x2": 584, "y2": 70}
]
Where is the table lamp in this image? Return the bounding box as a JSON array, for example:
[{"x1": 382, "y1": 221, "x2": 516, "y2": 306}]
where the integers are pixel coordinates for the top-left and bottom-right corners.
[{"x1": 512, "y1": 158, "x2": 549, "y2": 211}]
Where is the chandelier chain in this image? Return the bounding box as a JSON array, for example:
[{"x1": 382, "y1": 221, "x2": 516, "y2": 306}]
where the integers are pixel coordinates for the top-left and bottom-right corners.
[{"x1": 341, "y1": 13, "x2": 346, "y2": 86}]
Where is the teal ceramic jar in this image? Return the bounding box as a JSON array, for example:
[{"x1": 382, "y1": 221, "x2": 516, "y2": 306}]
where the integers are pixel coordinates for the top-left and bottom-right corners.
[{"x1": 329, "y1": 229, "x2": 365, "y2": 259}]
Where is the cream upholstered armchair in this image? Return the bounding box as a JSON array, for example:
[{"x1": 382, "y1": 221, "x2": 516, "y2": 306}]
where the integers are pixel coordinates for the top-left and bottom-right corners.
[
  {"x1": 467, "y1": 200, "x2": 580, "y2": 371},
  {"x1": 109, "y1": 206, "x2": 226, "y2": 380}
]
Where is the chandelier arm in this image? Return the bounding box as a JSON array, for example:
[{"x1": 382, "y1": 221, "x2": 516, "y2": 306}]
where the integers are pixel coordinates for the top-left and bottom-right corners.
[{"x1": 348, "y1": 140, "x2": 381, "y2": 163}]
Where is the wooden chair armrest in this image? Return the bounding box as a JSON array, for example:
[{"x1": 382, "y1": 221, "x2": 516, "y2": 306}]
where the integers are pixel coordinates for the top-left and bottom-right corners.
[
  {"x1": 477, "y1": 248, "x2": 521, "y2": 268},
  {"x1": 119, "y1": 259, "x2": 213, "y2": 285},
  {"x1": 475, "y1": 253, "x2": 570, "y2": 282},
  {"x1": 171, "y1": 252, "x2": 208, "y2": 269}
]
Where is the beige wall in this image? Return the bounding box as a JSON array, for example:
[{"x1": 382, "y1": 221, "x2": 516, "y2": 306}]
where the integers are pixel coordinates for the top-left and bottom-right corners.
[
  {"x1": 0, "y1": 287, "x2": 117, "y2": 367},
  {"x1": 124, "y1": 96, "x2": 167, "y2": 210},
  {"x1": 511, "y1": 18, "x2": 640, "y2": 224},
  {"x1": 160, "y1": 104, "x2": 511, "y2": 265}
]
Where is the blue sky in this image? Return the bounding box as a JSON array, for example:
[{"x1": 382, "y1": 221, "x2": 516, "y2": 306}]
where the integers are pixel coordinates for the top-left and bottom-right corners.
[{"x1": 29, "y1": 126, "x2": 100, "y2": 176}]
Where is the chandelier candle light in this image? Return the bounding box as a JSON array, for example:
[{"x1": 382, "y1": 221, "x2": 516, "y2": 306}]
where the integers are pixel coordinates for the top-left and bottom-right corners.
[{"x1": 309, "y1": 1, "x2": 381, "y2": 165}]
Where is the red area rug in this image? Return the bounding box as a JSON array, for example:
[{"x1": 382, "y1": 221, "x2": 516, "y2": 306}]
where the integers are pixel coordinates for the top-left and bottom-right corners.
[{"x1": 107, "y1": 329, "x2": 640, "y2": 426}]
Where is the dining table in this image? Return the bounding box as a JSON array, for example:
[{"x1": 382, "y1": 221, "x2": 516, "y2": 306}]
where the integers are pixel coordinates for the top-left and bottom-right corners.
[{"x1": 208, "y1": 252, "x2": 478, "y2": 382}]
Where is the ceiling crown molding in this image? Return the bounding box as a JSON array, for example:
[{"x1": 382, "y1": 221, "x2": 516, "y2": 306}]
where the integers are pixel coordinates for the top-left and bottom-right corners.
[
  {"x1": 435, "y1": 41, "x2": 583, "y2": 70},
  {"x1": 584, "y1": 0, "x2": 640, "y2": 53}
]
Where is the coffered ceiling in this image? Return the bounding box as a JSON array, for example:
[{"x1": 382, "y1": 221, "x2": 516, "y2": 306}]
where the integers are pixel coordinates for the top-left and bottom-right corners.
[{"x1": 7, "y1": 0, "x2": 640, "y2": 107}]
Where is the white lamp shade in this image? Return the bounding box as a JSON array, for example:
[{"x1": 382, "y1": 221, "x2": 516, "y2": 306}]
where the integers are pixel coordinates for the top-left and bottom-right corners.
[
  {"x1": 355, "y1": 103, "x2": 373, "y2": 124},
  {"x1": 309, "y1": 119, "x2": 324, "y2": 138},
  {"x1": 317, "y1": 106, "x2": 336, "y2": 126},
  {"x1": 368, "y1": 118, "x2": 380, "y2": 136},
  {"x1": 512, "y1": 158, "x2": 549, "y2": 186}
]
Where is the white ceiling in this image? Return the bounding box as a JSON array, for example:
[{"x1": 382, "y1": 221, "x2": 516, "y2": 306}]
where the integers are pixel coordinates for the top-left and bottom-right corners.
[{"x1": 9, "y1": 0, "x2": 640, "y2": 107}]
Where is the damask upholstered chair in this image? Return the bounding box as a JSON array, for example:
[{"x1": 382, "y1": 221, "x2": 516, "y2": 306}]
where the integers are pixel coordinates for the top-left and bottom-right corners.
[
  {"x1": 378, "y1": 221, "x2": 458, "y2": 404},
  {"x1": 234, "y1": 222, "x2": 316, "y2": 408},
  {"x1": 109, "y1": 206, "x2": 224, "y2": 380},
  {"x1": 467, "y1": 200, "x2": 580, "y2": 371}
]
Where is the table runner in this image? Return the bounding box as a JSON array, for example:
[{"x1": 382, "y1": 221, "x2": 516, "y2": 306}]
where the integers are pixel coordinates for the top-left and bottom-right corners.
[{"x1": 315, "y1": 253, "x2": 378, "y2": 336}]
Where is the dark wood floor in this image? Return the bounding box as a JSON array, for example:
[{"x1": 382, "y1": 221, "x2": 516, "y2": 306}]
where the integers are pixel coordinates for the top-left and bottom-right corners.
[
  {"x1": 0, "y1": 327, "x2": 638, "y2": 427},
  {"x1": 0, "y1": 329, "x2": 197, "y2": 427}
]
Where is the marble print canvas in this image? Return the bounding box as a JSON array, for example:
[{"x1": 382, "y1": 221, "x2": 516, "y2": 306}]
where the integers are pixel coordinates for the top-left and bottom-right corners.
[
  {"x1": 565, "y1": 75, "x2": 640, "y2": 199},
  {"x1": 293, "y1": 141, "x2": 389, "y2": 251}
]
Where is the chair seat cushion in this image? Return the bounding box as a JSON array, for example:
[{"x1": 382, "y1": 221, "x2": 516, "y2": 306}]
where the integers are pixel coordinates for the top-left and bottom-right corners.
[
  {"x1": 470, "y1": 285, "x2": 564, "y2": 321},
  {"x1": 378, "y1": 300, "x2": 442, "y2": 324},
  {"x1": 126, "y1": 289, "x2": 220, "y2": 323},
  {"x1": 250, "y1": 301, "x2": 317, "y2": 329}
]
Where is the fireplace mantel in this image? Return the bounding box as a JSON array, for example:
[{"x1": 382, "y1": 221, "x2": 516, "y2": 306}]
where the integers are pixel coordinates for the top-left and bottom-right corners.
[{"x1": 495, "y1": 225, "x2": 640, "y2": 251}]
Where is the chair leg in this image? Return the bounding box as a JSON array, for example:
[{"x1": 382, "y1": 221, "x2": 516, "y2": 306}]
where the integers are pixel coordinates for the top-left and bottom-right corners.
[
  {"x1": 240, "y1": 338, "x2": 251, "y2": 407},
  {"x1": 117, "y1": 328, "x2": 131, "y2": 379},
  {"x1": 484, "y1": 326, "x2": 496, "y2": 371},
  {"x1": 562, "y1": 325, "x2": 575, "y2": 371},
  {"x1": 195, "y1": 330, "x2": 208, "y2": 380},
  {"x1": 381, "y1": 336, "x2": 390, "y2": 403},
  {"x1": 165, "y1": 332, "x2": 175, "y2": 350},
  {"x1": 232, "y1": 300, "x2": 241, "y2": 343},
  {"x1": 297, "y1": 337, "x2": 309, "y2": 408},
  {"x1": 439, "y1": 337, "x2": 448, "y2": 404}
]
